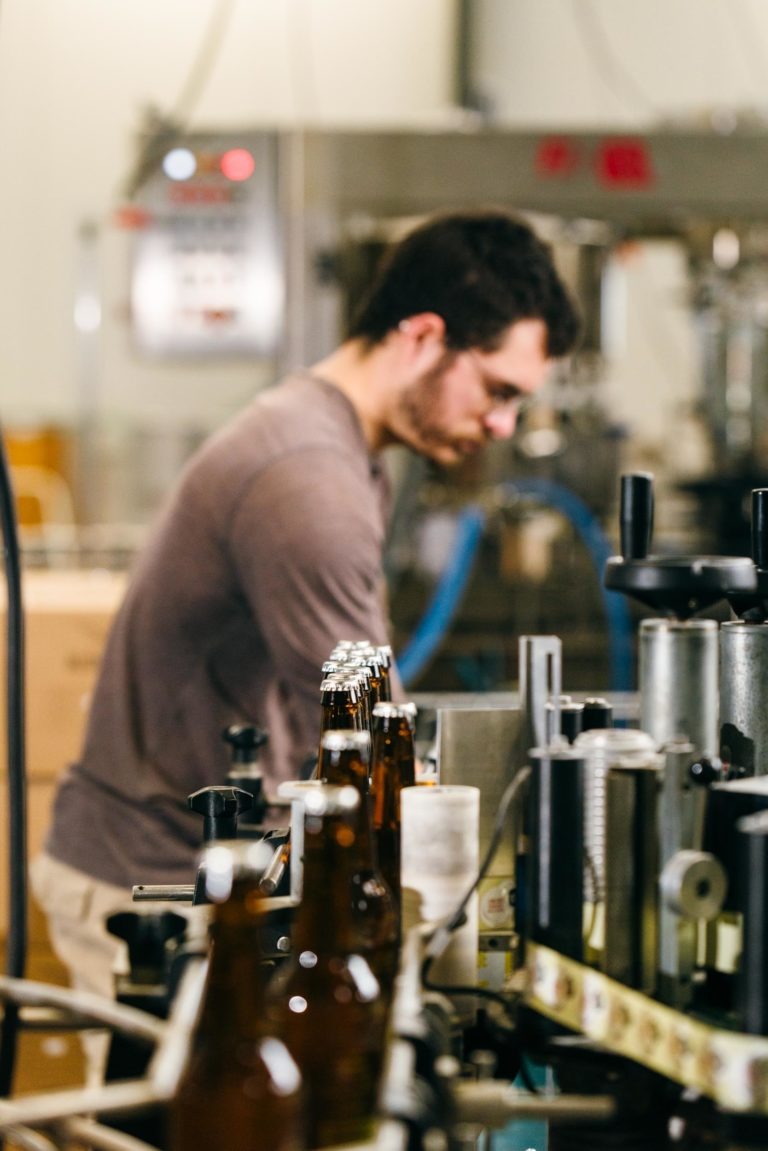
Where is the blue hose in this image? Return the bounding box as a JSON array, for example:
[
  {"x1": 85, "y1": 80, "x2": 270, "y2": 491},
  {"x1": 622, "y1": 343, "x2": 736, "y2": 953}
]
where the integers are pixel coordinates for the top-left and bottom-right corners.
[{"x1": 396, "y1": 478, "x2": 634, "y2": 692}]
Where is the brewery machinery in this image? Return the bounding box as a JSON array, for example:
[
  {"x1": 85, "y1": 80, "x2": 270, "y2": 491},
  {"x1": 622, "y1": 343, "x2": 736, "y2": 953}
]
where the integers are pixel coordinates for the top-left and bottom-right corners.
[
  {"x1": 109, "y1": 124, "x2": 768, "y2": 697},
  {"x1": 2, "y1": 468, "x2": 768, "y2": 1150}
]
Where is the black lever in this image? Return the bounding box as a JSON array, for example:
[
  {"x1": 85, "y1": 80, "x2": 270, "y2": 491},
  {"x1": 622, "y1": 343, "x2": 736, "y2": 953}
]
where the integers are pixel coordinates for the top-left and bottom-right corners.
[
  {"x1": 727, "y1": 488, "x2": 768, "y2": 621},
  {"x1": 605, "y1": 472, "x2": 755, "y2": 618},
  {"x1": 620, "y1": 472, "x2": 654, "y2": 560},
  {"x1": 752, "y1": 489, "x2": 768, "y2": 573},
  {"x1": 223, "y1": 725, "x2": 269, "y2": 826},
  {"x1": 187, "y1": 785, "x2": 253, "y2": 842},
  {"x1": 223, "y1": 724, "x2": 269, "y2": 764},
  {"x1": 106, "y1": 910, "x2": 188, "y2": 986}
]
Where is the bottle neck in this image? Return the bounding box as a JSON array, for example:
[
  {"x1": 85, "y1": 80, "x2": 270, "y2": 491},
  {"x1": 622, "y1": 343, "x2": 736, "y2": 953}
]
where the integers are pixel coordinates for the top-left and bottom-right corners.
[
  {"x1": 292, "y1": 810, "x2": 364, "y2": 953},
  {"x1": 198, "y1": 881, "x2": 268, "y2": 1036},
  {"x1": 321, "y1": 697, "x2": 359, "y2": 731},
  {"x1": 371, "y1": 715, "x2": 415, "y2": 826},
  {"x1": 321, "y1": 747, "x2": 376, "y2": 865},
  {"x1": 395, "y1": 717, "x2": 416, "y2": 789},
  {"x1": 371, "y1": 720, "x2": 397, "y2": 829}
]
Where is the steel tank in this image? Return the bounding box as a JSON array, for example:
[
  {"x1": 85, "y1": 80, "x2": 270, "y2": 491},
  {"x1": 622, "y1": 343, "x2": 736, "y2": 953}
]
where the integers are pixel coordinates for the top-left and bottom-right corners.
[
  {"x1": 639, "y1": 617, "x2": 719, "y2": 757},
  {"x1": 720, "y1": 620, "x2": 768, "y2": 776}
]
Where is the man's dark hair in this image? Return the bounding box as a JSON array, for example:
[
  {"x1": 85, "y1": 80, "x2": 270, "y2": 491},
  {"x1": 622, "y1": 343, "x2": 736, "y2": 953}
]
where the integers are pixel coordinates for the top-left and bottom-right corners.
[{"x1": 348, "y1": 208, "x2": 580, "y2": 357}]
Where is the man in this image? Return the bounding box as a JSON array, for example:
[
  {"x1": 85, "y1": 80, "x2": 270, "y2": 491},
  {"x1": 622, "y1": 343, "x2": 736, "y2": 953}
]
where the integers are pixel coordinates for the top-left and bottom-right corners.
[{"x1": 33, "y1": 208, "x2": 579, "y2": 1008}]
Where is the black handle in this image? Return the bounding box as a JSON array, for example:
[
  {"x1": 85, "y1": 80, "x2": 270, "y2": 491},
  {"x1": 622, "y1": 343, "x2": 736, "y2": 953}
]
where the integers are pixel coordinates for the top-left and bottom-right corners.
[
  {"x1": 620, "y1": 472, "x2": 654, "y2": 560},
  {"x1": 752, "y1": 489, "x2": 768, "y2": 571},
  {"x1": 106, "y1": 910, "x2": 188, "y2": 984},
  {"x1": 222, "y1": 724, "x2": 269, "y2": 765},
  {"x1": 187, "y1": 785, "x2": 253, "y2": 842}
]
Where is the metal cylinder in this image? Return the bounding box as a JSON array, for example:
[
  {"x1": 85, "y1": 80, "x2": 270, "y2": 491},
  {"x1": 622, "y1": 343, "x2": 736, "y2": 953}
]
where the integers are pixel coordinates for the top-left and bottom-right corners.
[
  {"x1": 720, "y1": 620, "x2": 768, "y2": 775},
  {"x1": 704, "y1": 776, "x2": 768, "y2": 912},
  {"x1": 737, "y1": 810, "x2": 768, "y2": 1035},
  {"x1": 527, "y1": 747, "x2": 586, "y2": 961},
  {"x1": 639, "y1": 617, "x2": 719, "y2": 757},
  {"x1": 604, "y1": 760, "x2": 660, "y2": 992}
]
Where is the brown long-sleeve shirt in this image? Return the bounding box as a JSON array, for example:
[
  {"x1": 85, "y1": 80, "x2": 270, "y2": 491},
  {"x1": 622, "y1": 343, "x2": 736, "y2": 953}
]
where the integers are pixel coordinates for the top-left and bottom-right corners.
[{"x1": 45, "y1": 373, "x2": 394, "y2": 887}]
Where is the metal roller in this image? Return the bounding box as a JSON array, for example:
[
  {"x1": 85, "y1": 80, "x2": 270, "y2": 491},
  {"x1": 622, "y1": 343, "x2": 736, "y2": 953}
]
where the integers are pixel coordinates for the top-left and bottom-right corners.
[
  {"x1": 639, "y1": 618, "x2": 719, "y2": 757},
  {"x1": 720, "y1": 620, "x2": 768, "y2": 775},
  {"x1": 659, "y1": 849, "x2": 727, "y2": 920}
]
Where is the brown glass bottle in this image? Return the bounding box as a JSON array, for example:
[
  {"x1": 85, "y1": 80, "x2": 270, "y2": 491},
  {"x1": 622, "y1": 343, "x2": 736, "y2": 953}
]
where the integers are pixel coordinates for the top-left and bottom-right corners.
[
  {"x1": 346, "y1": 663, "x2": 374, "y2": 731},
  {"x1": 319, "y1": 675, "x2": 361, "y2": 734},
  {"x1": 347, "y1": 649, "x2": 385, "y2": 709},
  {"x1": 266, "y1": 785, "x2": 386, "y2": 1149},
  {"x1": 169, "y1": 840, "x2": 304, "y2": 1151},
  {"x1": 264, "y1": 676, "x2": 362, "y2": 898},
  {"x1": 320, "y1": 729, "x2": 399, "y2": 998},
  {"x1": 375, "y1": 643, "x2": 394, "y2": 701},
  {"x1": 370, "y1": 702, "x2": 417, "y2": 909}
]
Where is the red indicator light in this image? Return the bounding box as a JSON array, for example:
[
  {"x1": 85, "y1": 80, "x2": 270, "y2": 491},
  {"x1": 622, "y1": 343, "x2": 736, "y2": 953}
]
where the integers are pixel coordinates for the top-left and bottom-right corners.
[
  {"x1": 220, "y1": 148, "x2": 255, "y2": 182},
  {"x1": 535, "y1": 136, "x2": 582, "y2": 178},
  {"x1": 113, "y1": 204, "x2": 151, "y2": 230},
  {"x1": 169, "y1": 185, "x2": 233, "y2": 204},
  {"x1": 595, "y1": 138, "x2": 654, "y2": 188}
]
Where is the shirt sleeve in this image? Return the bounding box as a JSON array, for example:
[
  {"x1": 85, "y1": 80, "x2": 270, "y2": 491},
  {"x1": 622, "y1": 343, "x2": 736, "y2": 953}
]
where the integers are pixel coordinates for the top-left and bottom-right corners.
[{"x1": 226, "y1": 444, "x2": 392, "y2": 742}]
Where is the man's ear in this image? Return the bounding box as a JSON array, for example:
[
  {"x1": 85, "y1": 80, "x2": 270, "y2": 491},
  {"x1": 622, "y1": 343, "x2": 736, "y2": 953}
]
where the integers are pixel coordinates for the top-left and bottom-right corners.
[{"x1": 397, "y1": 312, "x2": 446, "y2": 360}]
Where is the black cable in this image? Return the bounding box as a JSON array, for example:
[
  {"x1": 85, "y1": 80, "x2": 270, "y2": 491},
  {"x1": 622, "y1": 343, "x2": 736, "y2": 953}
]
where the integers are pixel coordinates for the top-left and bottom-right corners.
[
  {"x1": 120, "y1": 0, "x2": 238, "y2": 201},
  {"x1": 169, "y1": 0, "x2": 237, "y2": 125},
  {"x1": 583, "y1": 849, "x2": 600, "y2": 944},
  {"x1": 420, "y1": 974, "x2": 517, "y2": 1017},
  {"x1": 0, "y1": 425, "x2": 27, "y2": 1106}
]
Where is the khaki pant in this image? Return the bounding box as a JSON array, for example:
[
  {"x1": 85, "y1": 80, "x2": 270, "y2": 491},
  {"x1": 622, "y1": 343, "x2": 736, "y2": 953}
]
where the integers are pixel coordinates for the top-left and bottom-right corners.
[
  {"x1": 30, "y1": 854, "x2": 210, "y2": 1090},
  {"x1": 30, "y1": 853, "x2": 135, "y2": 1084}
]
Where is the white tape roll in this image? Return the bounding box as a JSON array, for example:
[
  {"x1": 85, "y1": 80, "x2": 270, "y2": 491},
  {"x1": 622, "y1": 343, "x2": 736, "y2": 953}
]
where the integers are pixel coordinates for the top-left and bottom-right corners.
[{"x1": 401, "y1": 785, "x2": 480, "y2": 1012}]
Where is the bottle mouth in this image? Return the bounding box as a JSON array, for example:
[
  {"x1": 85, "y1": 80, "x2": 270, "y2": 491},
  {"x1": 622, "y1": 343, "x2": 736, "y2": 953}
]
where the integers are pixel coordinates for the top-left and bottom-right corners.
[
  {"x1": 203, "y1": 838, "x2": 276, "y2": 901},
  {"x1": 320, "y1": 729, "x2": 371, "y2": 754},
  {"x1": 278, "y1": 779, "x2": 360, "y2": 816}
]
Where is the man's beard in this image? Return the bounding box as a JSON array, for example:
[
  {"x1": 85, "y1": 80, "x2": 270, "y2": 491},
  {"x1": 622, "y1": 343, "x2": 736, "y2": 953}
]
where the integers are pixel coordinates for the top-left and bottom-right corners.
[{"x1": 396, "y1": 351, "x2": 462, "y2": 456}]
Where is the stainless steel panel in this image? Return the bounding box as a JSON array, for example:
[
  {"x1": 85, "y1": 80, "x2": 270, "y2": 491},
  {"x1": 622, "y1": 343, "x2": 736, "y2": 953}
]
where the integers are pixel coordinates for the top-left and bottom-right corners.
[{"x1": 437, "y1": 705, "x2": 523, "y2": 881}]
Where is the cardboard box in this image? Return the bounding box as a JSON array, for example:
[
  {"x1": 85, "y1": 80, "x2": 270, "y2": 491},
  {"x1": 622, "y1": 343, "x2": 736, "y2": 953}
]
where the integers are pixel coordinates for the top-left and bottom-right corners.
[
  {"x1": 0, "y1": 570, "x2": 126, "y2": 779},
  {"x1": 0, "y1": 941, "x2": 86, "y2": 1098},
  {"x1": 0, "y1": 778, "x2": 57, "y2": 939},
  {"x1": 0, "y1": 571, "x2": 124, "y2": 1098}
]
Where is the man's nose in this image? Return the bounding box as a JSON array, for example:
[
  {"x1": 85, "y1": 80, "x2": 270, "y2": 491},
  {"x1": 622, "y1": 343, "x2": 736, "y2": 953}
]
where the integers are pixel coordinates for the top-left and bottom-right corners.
[{"x1": 483, "y1": 407, "x2": 518, "y2": 440}]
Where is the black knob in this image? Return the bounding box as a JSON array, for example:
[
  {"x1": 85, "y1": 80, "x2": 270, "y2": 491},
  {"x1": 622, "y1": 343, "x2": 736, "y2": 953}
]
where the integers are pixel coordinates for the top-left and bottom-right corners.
[
  {"x1": 106, "y1": 910, "x2": 188, "y2": 985},
  {"x1": 227, "y1": 773, "x2": 268, "y2": 827},
  {"x1": 620, "y1": 472, "x2": 654, "y2": 560},
  {"x1": 582, "y1": 697, "x2": 613, "y2": 731},
  {"x1": 752, "y1": 490, "x2": 768, "y2": 572},
  {"x1": 187, "y1": 785, "x2": 253, "y2": 842},
  {"x1": 560, "y1": 701, "x2": 584, "y2": 744},
  {"x1": 223, "y1": 725, "x2": 269, "y2": 765},
  {"x1": 689, "y1": 757, "x2": 722, "y2": 787}
]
